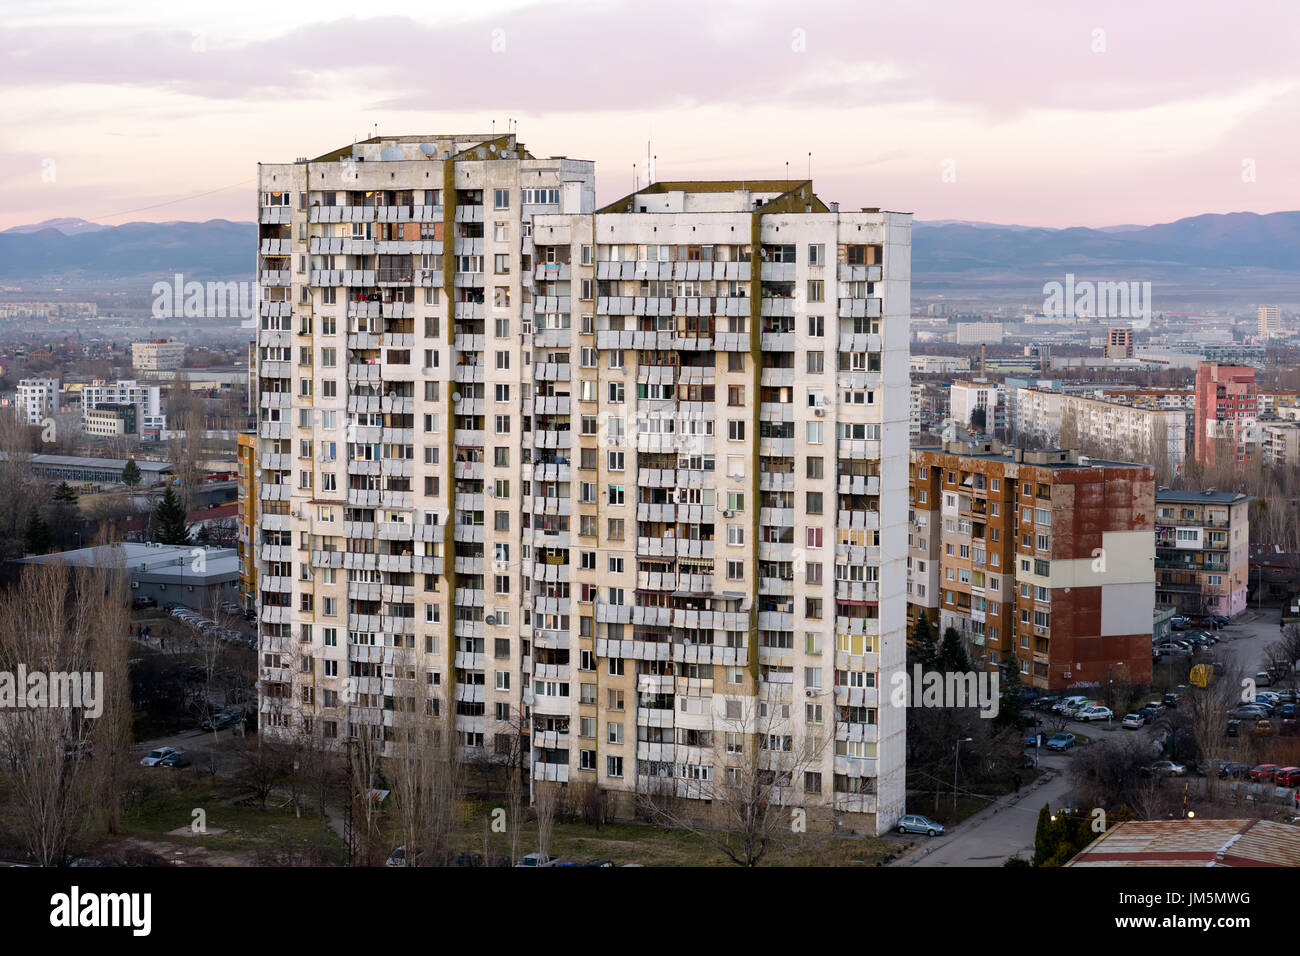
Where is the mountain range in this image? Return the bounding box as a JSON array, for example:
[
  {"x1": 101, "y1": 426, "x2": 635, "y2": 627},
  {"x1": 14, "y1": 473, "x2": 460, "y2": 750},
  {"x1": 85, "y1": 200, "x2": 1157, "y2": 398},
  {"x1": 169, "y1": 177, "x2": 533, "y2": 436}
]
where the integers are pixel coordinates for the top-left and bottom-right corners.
[{"x1": 2, "y1": 212, "x2": 1298, "y2": 298}]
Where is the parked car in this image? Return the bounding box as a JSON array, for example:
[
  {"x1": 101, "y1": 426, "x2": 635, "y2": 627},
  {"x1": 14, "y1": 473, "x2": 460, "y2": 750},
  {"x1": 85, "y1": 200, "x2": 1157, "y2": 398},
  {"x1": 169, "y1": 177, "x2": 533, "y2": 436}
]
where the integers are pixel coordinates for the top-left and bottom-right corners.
[
  {"x1": 1249, "y1": 764, "x2": 1280, "y2": 782},
  {"x1": 140, "y1": 746, "x2": 179, "y2": 767},
  {"x1": 1076, "y1": 705, "x2": 1113, "y2": 722},
  {"x1": 1228, "y1": 705, "x2": 1268, "y2": 721},
  {"x1": 158, "y1": 750, "x2": 190, "y2": 768},
  {"x1": 1252, "y1": 697, "x2": 1277, "y2": 715},
  {"x1": 1254, "y1": 719, "x2": 1275, "y2": 736},
  {"x1": 897, "y1": 814, "x2": 946, "y2": 837},
  {"x1": 1218, "y1": 762, "x2": 1251, "y2": 779},
  {"x1": 1255, "y1": 671, "x2": 1273, "y2": 687},
  {"x1": 1156, "y1": 643, "x2": 1189, "y2": 657},
  {"x1": 515, "y1": 853, "x2": 551, "y2": 867},
  {"x1": 1171, "y1": 616, "x2": 1189, "y2": 630},
  {"x1": 1122, "y1": 713, "x2": 1146, "y2": 729},
  {"x1": 1281, "y1": 704, "x2": 1296, "y2": 720},
  {"x1": 131, "y1": 595, "x2": 157, "y2": 609},
  {"x1": 1148, "y1": 760, "x2": 1187, "y2": 777},
  {"x1": 201, "y1": 708, "x2": 242, "y2": 731},
  {"x1": 1274, "y1": 767, "x2": 1300, "y2": 787},
  {"x1": 584, "y1": 859, "x2": 615, "y2": 867},
  {"x1": 1034, "y1": 695, "x2": 1061, "y2": 712},
  {"x1": 1052, "y1": 696, "x2": 1089, "y2": 715},
  {"x1": 1045, "y1": 732, "x2": 1077, "y2": 751},
  {"x1": 1163, "y1": 693, "x2": 1181, "y2": 708},
  {"x1": 1226, "y1": 719, "x2": 1240, "y2": 737}
]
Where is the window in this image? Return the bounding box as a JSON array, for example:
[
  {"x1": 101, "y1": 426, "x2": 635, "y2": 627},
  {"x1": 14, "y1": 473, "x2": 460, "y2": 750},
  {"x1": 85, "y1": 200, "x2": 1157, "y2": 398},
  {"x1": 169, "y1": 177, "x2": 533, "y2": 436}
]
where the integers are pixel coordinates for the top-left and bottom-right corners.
[
  {"x1": 728, "y1": 420, "x2": 745, "y2": 441},
  {"x1": 727, "y1": 524, "x2": 745, "y2": 546},
  {"x1": 607, "y1": 756, "x2": 624, "y2": 778},
  {"x1": 806, "y1": 422, "x2": 823, "y2": 444},
  {"x1": 807, "y1": 351, "x2": 824, "y2": 374},
  {"x1": 493, "y1": 188, "x2": 510, "y2": 210}
]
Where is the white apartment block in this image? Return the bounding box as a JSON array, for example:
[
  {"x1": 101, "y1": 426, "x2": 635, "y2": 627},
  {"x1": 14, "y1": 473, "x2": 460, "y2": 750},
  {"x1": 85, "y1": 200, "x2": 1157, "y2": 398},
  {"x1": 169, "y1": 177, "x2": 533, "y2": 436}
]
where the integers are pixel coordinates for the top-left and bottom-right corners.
[
  {"x1": 81, "y1": 379, "x2": 166, "y2": 433},
  {"x1": 950, "y1": 380, "x2": 1004, "y2": 432},
  {"x1": 132, "y1": 340, "x2": 186, "y2": 371},
  {"x1": 254, "y1": 134, "x2": 910, "y2": 833},
  {"x1": 1013, "y1": 387, "x2": 1187, "y2": 468},
  {"x1": 909, "y1": 355, "x2": 970, "y2": 375},
  {"x1": 15, "y1": 378, "x2": 59, "y2": 425}
]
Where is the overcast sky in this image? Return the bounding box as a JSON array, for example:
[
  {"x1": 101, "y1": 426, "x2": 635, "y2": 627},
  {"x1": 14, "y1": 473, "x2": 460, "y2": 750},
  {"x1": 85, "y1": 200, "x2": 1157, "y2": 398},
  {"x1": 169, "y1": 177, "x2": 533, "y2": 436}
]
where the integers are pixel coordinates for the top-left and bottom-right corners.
[{"x1": 3, "y1": 0, "x2": 1297, "y2": 229}]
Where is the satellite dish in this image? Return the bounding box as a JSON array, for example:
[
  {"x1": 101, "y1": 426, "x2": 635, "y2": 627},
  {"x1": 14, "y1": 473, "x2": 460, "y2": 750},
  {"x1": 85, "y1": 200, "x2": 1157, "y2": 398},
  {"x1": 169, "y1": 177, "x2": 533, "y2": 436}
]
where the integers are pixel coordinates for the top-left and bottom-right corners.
[
  {"x1": 419, "y1": 143, "x2": 437, "y2": 156},
  {"x1": 380, "y1": 146, "x2": 403, "y2": 162},
  {"x1": 484, "y1": 614, "x2": 497, "y2": 626},
  {"x1": 451, "y1": 391, "x2": 461, "y2": 404}
]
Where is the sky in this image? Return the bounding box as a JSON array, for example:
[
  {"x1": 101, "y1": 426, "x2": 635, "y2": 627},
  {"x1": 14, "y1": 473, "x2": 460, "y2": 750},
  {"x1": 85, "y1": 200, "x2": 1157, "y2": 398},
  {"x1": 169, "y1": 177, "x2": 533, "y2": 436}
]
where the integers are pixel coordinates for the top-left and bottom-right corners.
[{"x1": 3, "y1": 0, "x2": 1298, "y2": 231}]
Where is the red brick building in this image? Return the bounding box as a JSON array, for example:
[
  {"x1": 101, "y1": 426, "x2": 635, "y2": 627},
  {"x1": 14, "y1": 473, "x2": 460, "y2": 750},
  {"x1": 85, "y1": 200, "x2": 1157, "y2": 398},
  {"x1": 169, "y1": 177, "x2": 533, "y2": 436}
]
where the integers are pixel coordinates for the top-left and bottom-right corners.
[{"x1": 1194, "y1": 363, "x2": 1257, "y2": 467}]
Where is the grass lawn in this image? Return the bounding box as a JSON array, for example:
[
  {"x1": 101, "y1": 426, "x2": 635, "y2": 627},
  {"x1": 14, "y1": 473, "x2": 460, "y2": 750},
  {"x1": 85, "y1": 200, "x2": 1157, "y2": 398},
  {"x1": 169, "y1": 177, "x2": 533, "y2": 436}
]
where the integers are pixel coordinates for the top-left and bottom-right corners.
[{"x1": 118, "y1": 774, "x2": 345, "y2": 863}]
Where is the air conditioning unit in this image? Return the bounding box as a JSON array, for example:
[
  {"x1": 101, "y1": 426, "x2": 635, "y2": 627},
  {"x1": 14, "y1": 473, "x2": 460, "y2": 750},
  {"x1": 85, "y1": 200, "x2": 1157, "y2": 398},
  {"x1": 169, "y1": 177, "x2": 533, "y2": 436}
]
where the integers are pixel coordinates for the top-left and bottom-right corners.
[
  {"x1": 805, "y1": 689, "x2": 814, "y2": 698},
  {"x1": 814, "y1": 407, "x2": 825, "y2": 417},
  {"x1": 723, "y1": 510, "x2": 735, "y2": 518}
]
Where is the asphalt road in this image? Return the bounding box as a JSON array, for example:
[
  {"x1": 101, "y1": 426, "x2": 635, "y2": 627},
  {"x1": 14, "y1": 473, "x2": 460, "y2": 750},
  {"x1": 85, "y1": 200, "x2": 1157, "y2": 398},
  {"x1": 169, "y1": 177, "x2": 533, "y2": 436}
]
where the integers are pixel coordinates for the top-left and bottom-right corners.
[{"x1": 897, "y1": 608, "x2": 1286, "y2": 866}]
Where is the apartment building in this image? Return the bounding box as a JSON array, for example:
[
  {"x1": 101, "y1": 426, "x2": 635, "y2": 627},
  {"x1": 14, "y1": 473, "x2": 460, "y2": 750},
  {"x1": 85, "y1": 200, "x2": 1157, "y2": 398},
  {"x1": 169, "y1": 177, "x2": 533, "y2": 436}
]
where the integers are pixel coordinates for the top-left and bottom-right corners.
[
  {"x1": 909, "y1": 355, "x2": 970, "y2": 375},
  {"x1": 1013, "y1": 387, "x2": 1187, "y2": 471},
  {"x1": 132, "y1": 339, "x2": 186, "y2": 371},
  {"x1": 950, "y1": 380, "x2": 1004, "y2": 433},
  {"x1": 1194, "y1": 363, "x2": 1257, "y2": 466},
  {"x1": 81, "y1": 379, "x2": 166, "y2": 434},
  {"x1": 1106, "y1": 327, "x2": 1134, "y2": 359},
  {"x1": 254, "y1": 134, "x2": 910, "y2": 832},
  {"x1": 1262, "y1": 422, "x2": 1300, "y2": 466},
  {"x1": 1258, "y1": 305, "x2": 1282, "y2": 338},
  {"x1": 15, "y1": 377, "x2": 59, "y2": 425},
  {"x1": 1154, "y1": 489, "x2": 1251, "y2": 618},
  {"x1": 909, "y1": 439, "x2": 1154, "y2": 691}
]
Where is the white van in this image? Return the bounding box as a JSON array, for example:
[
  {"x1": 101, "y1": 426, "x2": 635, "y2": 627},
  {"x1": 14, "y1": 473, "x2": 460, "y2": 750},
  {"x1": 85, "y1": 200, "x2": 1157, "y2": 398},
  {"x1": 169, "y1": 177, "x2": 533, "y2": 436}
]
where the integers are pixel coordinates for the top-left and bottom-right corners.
[{"x1": 1052, "y1": 695, "x2": 1089, "y2": 715}]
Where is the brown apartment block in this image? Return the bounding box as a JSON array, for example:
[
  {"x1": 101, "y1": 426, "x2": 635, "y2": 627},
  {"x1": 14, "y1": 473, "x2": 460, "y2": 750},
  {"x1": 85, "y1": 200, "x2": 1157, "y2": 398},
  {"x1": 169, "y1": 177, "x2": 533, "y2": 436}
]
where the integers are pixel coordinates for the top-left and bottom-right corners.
[{"x1": 909, "y1": 439, "x2": 1154, "y2": 691}]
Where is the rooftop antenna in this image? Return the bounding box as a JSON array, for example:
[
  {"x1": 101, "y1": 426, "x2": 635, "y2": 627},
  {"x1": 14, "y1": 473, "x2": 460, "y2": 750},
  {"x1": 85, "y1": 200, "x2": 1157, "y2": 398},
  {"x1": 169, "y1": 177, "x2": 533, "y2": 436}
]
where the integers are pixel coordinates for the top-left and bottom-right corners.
[
  {"x1": 633, "y1": 162, "x2": 638, "y2": 191},
  {"x1": 785, "y1": 161, "x2": 790, "y2": 184},
  {"x1": 808, "y1": 151, "x2": 812, "y2": 182}
]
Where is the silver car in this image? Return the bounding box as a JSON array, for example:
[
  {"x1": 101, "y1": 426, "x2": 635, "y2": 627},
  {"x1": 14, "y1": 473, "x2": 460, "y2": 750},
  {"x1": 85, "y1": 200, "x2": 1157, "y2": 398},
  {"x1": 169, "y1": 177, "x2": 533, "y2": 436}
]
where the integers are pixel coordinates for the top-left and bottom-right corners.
[{"x1": 896, "y1": 814, "x2": 945, "y2": 837}]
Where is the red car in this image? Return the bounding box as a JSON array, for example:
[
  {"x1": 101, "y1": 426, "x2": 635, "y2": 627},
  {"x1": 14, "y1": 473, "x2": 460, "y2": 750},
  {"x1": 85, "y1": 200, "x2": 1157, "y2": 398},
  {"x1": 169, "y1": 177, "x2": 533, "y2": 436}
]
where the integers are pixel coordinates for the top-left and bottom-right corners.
[
  {"x1": 1274, "y1": 767, "x2": 1300, "y2": 787},
  {"x1": 1249, "y1": 763, "x2": 1280, "y2": 782}
]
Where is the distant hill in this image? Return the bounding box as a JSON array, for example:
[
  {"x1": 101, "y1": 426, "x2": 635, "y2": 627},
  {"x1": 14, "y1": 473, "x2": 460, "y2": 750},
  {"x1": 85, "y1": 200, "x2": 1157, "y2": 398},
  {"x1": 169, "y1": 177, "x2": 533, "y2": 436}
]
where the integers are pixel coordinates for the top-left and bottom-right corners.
[
  {"x1": 0, "y1": 219, "x2": 255, "y2": 281},
  {"x1": 2, "y1": 217, "x2": 110, "y2": 236},
  {"x1": 1, "y1": 211, "x2": 1297, "y2": 296}
]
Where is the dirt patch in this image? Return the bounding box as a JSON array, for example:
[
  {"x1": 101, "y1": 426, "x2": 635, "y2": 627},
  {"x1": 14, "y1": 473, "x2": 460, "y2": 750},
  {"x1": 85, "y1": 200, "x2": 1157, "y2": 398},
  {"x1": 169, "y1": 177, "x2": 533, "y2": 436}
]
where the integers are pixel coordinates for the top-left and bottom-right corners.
[{"x1": 103, "y1": 835, "x2": 252, "y2": 867}]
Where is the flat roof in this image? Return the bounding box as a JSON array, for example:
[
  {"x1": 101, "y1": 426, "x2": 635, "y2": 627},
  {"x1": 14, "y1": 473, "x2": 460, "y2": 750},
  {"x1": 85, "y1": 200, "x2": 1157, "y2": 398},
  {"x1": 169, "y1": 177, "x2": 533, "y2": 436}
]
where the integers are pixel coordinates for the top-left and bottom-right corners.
[
  {"x1": 20, "y1": 542, "x2": 236, "y2": 582},
  {"x1": 1155, "y1": 489, "x2": 1253, "y2": 505},
  {"x1": 0, "y1": 452, "x2": 172, "y2": 473}
]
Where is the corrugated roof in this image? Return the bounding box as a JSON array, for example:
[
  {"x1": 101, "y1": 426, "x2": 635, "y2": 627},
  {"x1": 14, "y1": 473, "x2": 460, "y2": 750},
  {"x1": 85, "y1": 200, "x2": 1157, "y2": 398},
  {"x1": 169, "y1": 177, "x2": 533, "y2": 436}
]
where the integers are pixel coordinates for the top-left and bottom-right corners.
[{"x1": 1068, "y1": 819, "x2": 1300, "y2": 867}]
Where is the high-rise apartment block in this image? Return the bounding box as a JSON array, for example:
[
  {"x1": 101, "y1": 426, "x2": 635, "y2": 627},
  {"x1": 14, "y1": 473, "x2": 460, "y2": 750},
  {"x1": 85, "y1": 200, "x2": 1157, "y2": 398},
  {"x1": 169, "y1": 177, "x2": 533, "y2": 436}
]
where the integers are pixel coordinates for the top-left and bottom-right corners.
[
  {"x1": 1193, "y1": 363, "x2": 1257, "y2": 466},
  {"x1": 1258, "y1": 305, "x2": 1281, "y2": 338},
  {"x1": 910, "y1": 439, "x2": 1154, "y2": 691},
  {"x1": 253, "y1": 134, "x2": 911, "y2": 832},
  {"x1": 1106, "y1": 327, "x2": 1134, "y2": 359}
]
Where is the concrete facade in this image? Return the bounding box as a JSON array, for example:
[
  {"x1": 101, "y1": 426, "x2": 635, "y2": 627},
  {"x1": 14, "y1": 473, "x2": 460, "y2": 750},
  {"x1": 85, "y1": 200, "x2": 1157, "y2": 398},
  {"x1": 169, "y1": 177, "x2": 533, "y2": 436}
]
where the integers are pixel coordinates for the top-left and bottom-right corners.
[{"x1": 253, "y1": 135, "x2": 911, "y2": 832}]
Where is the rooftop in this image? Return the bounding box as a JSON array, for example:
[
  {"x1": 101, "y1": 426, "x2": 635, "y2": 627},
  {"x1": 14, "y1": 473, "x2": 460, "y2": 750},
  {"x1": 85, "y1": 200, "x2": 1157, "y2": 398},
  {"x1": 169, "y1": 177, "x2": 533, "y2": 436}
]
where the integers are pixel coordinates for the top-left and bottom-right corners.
[
  {"x1": 1068, "y1": 819, "x2": 1300, "y2": 867},
  {"x1": 0, "y1": 451, "x2": 172, "y2": 473},
  {"x1": 20, "y1": 542, "x2": 237, "y2": 583},
  {"x1": 1155, "y1": 489, "x2": 1253, "y2": 505}
]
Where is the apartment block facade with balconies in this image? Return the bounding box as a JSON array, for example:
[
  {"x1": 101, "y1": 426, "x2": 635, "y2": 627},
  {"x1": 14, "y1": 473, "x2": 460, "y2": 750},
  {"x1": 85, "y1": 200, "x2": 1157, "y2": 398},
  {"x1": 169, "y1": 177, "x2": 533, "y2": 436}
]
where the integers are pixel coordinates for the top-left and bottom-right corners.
[{"x1": 254, "y1": 137, "x2": 911, "y2": 833}]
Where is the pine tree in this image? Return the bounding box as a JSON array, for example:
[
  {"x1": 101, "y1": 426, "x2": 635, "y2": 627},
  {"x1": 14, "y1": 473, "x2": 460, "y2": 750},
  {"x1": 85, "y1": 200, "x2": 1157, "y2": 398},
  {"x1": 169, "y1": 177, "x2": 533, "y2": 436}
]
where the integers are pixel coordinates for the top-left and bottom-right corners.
[
  {"x1": 121, "y1": 458, "x2": 142, "y2": 487},
  {"x1": 154, "y1": 481, "x2": 192, "y2": 545},
  {"x1": 938, "y1": 626, "x2": 971, "y2": 673},
  {"x1": 998, "y1": 651, "x2": 1027, "y2": 726},
  {"x1": 23, "y1": 509, "x2": 52, "y2": 555},
  {"x1": 908, "y1": 610, "x2": 938, "y2": 670},
  {"x1": 53, "y1": 482, "x2": 78, "y2": 503}
]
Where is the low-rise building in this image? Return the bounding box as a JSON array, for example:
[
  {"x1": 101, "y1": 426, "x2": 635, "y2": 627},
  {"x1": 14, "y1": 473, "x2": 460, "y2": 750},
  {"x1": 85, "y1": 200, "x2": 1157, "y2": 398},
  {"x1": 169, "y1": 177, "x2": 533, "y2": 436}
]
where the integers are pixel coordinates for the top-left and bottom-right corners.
[{"x1": 131, "y1": 339, "x2": 186, "y2": 371}]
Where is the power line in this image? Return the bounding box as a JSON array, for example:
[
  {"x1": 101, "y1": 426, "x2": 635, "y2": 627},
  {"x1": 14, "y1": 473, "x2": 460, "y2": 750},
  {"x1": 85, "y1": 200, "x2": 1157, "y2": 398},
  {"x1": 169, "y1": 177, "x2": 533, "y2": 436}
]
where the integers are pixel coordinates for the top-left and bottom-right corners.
[{"x1": 82, "y1": 178, "x2": 256, "y2": 223}]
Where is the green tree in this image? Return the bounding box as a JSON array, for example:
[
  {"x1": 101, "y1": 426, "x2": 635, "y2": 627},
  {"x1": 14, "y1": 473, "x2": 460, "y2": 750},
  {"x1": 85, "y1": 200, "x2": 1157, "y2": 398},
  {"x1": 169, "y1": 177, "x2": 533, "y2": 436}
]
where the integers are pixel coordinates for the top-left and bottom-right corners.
[
  {"x1": 937, "y1": 626, "x2": 971, "y2": 673},
  {"x1": 53, "y1": 482, "x2": 77, "y2": 504},
  {"x1": 997, "y1": 651, "x2": 1027, "y2": 727},
  {"x1": 154, "y1": 480, "x2": 192, "y2": 546},
  {"x1": 908, "y1": 609, "x2": 939, "y2": 670},
  {"x1": 969, "y1": 406, "x2": 987, "y2": 432},
  {"x1": 23, "y1": 509, "x2": 52, "y2": 555},
  {"x1": 121, "y1": 458, "x2": 141, "y2": 487}
]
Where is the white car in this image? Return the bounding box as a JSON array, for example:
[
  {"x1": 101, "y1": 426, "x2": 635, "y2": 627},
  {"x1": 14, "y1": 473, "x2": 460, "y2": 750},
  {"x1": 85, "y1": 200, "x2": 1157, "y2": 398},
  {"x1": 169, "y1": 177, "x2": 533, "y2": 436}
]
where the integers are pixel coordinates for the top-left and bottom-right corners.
[
  {"x1": 1076, "y1": 705, "x2": 1113, "y2": 722},
  {"x1": 140, "y1": 746, "x2": 178, "y2": 767}
]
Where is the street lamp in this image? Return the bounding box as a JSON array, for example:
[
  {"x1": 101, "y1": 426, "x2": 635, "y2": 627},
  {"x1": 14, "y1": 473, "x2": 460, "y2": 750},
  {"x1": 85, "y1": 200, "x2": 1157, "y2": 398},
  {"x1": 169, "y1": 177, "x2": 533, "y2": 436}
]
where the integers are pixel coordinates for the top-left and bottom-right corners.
[{"x1": 953, "y1": 736, "x2": 973, "y2": 819}]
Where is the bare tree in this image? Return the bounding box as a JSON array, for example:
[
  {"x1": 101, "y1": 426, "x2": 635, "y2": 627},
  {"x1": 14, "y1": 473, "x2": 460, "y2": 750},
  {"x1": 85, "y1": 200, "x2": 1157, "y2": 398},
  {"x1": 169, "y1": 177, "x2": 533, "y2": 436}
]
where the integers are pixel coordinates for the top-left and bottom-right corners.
[
  {"x1": 635, "y1": 696, "x2": 830, "y2": 866},
  {"x1": 0, "y1": 560, "x2": 131, "y2": 863},
  {"x1": 535, "y1": 783, "x2": 558, "y2": 862}
]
